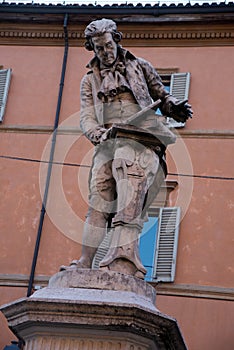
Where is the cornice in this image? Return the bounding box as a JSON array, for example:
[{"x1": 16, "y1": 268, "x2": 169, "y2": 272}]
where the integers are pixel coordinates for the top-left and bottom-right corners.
[
  {"x1": 156, "y1": 283, "x2": 234, "y2": 301},
  {"x1": 0, "y1": 273, "x2": 233, "y2": 301},
  {"x1": 122, "y1": 26, "x2": 234, "y2": 47},
  {"x1": 178, "y1": 129, "x2": 234, "y2": 139},
  {"x1": 0, "y1": 22, "x2": 234, "y2": 47},
  {"x1": 0, "y1": 124, "x2": 81, "y2": 135},
  {"x1": 1, "y1": 125, "x2": 234, "y2": 139}
]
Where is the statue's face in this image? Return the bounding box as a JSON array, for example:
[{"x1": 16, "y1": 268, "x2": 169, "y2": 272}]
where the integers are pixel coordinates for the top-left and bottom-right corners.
[{"x1": 92, "y1": 32, "x2": 118, "y2": 67}]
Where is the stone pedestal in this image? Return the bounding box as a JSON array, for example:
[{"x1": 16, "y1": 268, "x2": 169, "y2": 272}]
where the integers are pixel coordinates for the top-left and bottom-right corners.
[{"x1": 1, "y1": 269, "x2": 187, "y2": 350}]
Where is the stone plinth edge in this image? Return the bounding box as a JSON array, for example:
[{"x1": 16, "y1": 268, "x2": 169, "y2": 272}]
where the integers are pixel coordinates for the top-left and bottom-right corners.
[
  {"x1": 1, "y1": 294, "x2": 187, "y2": 350},
  {"x1": 0, "y1": 269, "x2": 188, "y2": 349},
  {"x1": 47, "y1": 268, "x2": 156, "y2": 303}
]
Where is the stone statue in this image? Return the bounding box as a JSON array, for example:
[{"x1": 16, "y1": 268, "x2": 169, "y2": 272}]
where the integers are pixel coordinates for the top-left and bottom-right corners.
[{"x1": 61, "y1": 18, "x2": 192, "y2": 279}]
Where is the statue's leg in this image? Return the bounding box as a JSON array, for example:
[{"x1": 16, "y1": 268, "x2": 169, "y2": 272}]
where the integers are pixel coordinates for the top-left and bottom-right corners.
[
  {"x1": 71, "y1": 208, "x2": 110, "y2": 269},
  {"x1": 141, "y1": 157, "x2": 166, "y2": 219},
  {"x1": 60, "y1": 145, "x2": 116, "y2": 270},
  {"x1": 99, "y1": 140, "x2": 160, "y2": 278}
]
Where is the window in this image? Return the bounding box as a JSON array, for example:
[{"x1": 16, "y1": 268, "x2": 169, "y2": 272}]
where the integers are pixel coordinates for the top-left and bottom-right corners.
[
  {"x1": 157, "y1": 68, "x2": 191, "y2": 129},
  {"x1": 140, "y1": 207, "x2": 181, "y2": 282},
  {"x1": 0, "y1": 68, "x2": 12, "y2": 122},
  {"x1": 92, "y1": 207, "x2": 181, "y2": 283},
  {"x1": 168, "y1": 72, "x2": 191, "y2": 128}
]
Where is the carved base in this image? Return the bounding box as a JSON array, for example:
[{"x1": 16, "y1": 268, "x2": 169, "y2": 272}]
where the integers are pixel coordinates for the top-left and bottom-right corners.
[
  {"x1": 1, "y1": 269, "x2": 187, "y2": 350},
  {"x1": 16, "y1": 331, "x2": 156, "y2": 350}
]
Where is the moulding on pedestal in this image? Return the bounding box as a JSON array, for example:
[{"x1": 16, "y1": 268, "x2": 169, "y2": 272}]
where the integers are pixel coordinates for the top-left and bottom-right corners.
[{"x1": 1, "y1": 269, "x2": 187, "y2": 350}]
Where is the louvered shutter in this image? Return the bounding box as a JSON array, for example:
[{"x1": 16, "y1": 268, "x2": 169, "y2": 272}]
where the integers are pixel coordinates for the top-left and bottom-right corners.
[
  {"x1": 92, "y1": 230, "x2": 113, "y2": 269},
  {"x1": 0, "y1": 69, "x2": 12, "y2": 122},
  {"x1": 167, "y1": 72, "x2": 191, "y2": 128},
  {"x1": 154, "y1": 207, "x2": 180, "y2": 282}
]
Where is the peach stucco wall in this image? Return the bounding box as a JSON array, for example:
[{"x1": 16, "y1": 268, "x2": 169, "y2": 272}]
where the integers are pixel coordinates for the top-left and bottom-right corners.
[
  {"x1": 131, "y1": 46, "x2": 234, "y2": 131},
  {"x1": 1, "y1": 42, "x2": 234, "y2": 349},
  {"x1": 1, "y1": 45, "x2": 234, "y2": 129},
  {"x1": 157, "y1": 295, "x2": 234, "y2": 350}
]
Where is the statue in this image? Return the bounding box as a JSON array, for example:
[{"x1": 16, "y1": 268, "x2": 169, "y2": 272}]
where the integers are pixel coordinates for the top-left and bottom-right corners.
[{"x1": 61, "y1": 19, "x2": 192, "y2": 279}]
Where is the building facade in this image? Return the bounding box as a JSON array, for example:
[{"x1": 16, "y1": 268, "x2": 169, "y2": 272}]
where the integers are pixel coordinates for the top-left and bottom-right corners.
[{"x1": 0, "y1": 2, "x2": 234, "y2": 349}]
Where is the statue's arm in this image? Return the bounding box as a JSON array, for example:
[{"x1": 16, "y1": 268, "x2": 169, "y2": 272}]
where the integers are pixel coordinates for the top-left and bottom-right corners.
[
  {"x1": 138, "y1": 58, "x2": 170, "y2": 103},
  {"x1": 139, "y1": 58, "x2": 193, "y2": 122},
  {"x1": 80, "y1": 74, "x2": 106, "y2": 145},
  {"x1": 80, "y1": 74, "x2": 99, "y2": 133}
]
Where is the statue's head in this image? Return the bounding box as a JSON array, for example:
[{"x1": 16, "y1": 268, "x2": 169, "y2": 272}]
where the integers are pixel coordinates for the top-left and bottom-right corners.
[
  {"x1": 84, "y1": 19, "x2": 122, "y2": 51},
  {"x1": 84, "y1": 18, "x2": 122, "y2": 66}
]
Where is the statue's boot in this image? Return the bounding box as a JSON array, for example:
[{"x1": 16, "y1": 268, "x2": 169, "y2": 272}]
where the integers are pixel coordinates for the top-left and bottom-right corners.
[
  {"x1": 99, "y1": 225, "x2": 147, "y2": 279},
  {"x1": 60, "y1": 246, "x2": 97, "y2": 271}
]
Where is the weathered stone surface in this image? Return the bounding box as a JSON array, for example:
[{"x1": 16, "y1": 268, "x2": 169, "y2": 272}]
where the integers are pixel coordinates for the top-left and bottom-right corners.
[
  {"x1": 64, "y1": 18, "x2": 192, "y2": 278},
  {"x1": 1, "y1": 270, "x2": 187, "y2": 350},
  {"x1": 21, "y1": 335, "x2": 156, "y2": 350},
  {"x1": 48, "y1": 268, "x2": 156, "y2": 304},
  {"x1": 1, "y1": 295, "x2": 186, "y2": 350}
]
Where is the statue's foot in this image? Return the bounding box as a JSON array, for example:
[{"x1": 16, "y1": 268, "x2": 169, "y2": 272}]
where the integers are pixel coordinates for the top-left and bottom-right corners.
[
  {"x1": 59, "y1": 260, "x2": 78, "y2": 271},
  {"x1": 59, "y1": 258, "x2": 92, "y2": 271}
]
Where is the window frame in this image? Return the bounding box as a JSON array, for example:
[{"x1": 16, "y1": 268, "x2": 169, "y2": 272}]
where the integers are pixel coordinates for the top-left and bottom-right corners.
[
  {"x1": 0, "y1": 68, "x2": 12, "y2": 122},
  {"x1": 156, "y1": 68, "x2": 191, "y2": 129}
]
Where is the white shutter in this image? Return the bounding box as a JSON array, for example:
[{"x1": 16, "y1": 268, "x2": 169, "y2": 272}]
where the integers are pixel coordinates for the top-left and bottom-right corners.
[
  {"x1": 92, "y1": 230, "x2": 113, "y2": 269},
  {"x1": 0, "y1": 68, "x2": 12, "y2": 122},
  {"x1": 167, "y1": 72, "x2": 191, "y2": 128},
  {"x1": 154, "y1": 207, "x2": 180, "y2": 282}
]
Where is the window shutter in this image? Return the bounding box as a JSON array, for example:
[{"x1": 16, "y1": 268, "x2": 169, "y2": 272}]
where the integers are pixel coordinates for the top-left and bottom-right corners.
[
  {"x1": 0, "y1": 68, "x2": 12, "y2": 122},
  {"x1": 167, "y1": 72, "x2": 191, "y2": 128},
  {"x1": 92, "y1": 230, "x2": 113, "y2": 269},
  {"x1": 154, "y1": 207, "x2": 180, "y2": 282}
]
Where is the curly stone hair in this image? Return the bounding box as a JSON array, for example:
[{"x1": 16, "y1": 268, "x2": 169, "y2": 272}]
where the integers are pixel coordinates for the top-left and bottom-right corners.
[{"x1": 84, "y1": 18, "x2": 122, "y2": 51}]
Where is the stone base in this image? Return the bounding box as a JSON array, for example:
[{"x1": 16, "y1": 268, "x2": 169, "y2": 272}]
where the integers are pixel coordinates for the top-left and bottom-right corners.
[{"x1": 1, "y1": 269, "x2": 187, "y2": 350}]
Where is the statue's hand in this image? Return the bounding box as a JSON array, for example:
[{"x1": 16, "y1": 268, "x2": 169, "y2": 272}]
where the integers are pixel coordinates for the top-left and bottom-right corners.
[
  {"x1": 168, "y1": 99, "x2": 193, "y2": 123},
  {"x1": 86, "y1": 126, "x2": 107, "y2": 145}
]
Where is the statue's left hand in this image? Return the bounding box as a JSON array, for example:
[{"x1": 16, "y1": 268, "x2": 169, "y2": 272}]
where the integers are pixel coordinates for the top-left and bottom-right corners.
[{"x1": 169, "y1": 99, "x2": 193, "y2": 123}]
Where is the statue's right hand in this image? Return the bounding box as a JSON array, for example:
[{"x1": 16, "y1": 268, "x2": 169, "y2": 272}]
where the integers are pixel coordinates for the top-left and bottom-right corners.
[
  {"x1": 100, "y1": 129, "x2": 111, "y2": 143},
  {"x1": 86, "y1": 126, "x2": 107, "y2": 145}
]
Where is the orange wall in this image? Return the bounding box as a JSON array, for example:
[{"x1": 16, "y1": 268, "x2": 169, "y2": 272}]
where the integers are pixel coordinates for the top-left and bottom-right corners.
[
  {"x1": 167, "y1": 137, "x2": 234, "y2": 287},
  {"x1": 157, "y1": 295, "x2": 234, "y2": 350},
  {"x1": 0, "y1": 46, "x2": 92, "y2": 125},
  {"x1": 1, "y1": 45, "x2": 234, "y2": 129},
  {"x1": 130, "y1": 46, "x2": 234, "y2": 130}
]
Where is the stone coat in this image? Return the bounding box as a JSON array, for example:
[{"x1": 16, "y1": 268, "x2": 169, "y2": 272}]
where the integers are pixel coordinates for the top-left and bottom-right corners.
[{"x1": 80, "y1": 48, "x2": 174, "y2": 135}]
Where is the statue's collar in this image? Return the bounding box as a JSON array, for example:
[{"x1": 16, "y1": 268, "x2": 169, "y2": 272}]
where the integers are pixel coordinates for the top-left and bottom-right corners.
[{"x1": 86, "y1": 48, "x2": 136, "y2": 69}]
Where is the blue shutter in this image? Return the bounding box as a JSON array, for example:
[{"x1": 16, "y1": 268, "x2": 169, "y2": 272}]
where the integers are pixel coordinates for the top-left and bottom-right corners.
[
  {"x1": 0, "y1": 69, "x2": 12, "y2": 122},
  {"x1": 139, "y1": 216, "x2": 158, "y2": 281}
]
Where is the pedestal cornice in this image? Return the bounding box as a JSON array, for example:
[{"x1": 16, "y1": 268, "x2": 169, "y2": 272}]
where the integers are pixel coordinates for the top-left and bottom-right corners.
[{"x1": 1, "y1": 269, "x2": 187, "y2": 350}]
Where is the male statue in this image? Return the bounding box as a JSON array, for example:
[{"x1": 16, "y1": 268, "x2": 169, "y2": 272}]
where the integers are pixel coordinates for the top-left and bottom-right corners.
[{"x1": 61, "y1": 19, "x2": 192, "y2": 278}]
